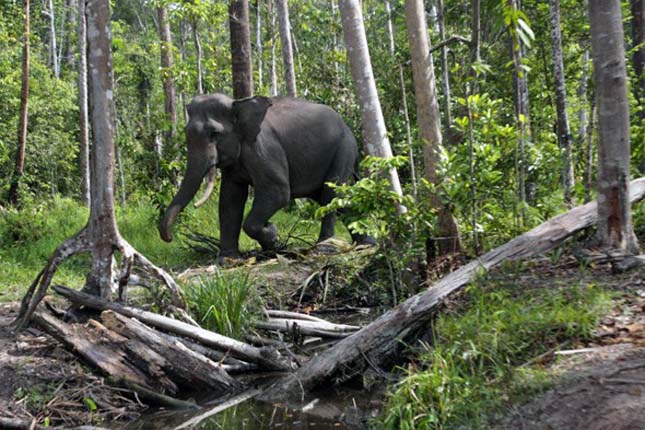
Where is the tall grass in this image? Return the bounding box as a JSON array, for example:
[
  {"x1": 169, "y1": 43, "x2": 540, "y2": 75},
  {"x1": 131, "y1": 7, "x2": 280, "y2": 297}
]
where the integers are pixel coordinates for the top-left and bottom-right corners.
[
  {"x1": 183, "y1": 272, "x2": 263, "y2": 339},
  {"x1": 377, "y1": 283, "x2": 611, "y2": 430}
]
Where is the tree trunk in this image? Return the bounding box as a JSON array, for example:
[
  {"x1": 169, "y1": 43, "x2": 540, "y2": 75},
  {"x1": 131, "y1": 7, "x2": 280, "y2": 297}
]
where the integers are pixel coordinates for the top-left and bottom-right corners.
[
  {"x1": 7, "y1": 0, "x2": 30, "y2": 206},
  {"x1": 584, "y1": 99, "x2": 596, "y2": 203},
  {"x1": 255, "y1": 0, "x2": 263, "y2": 90},
  {"x1": 47, "y1": 0, "x2": 60, "y2": 78},
  {"x1": 260, "y1": 177, "x2": 645, "y2": 400},
  {"x1": 508, "y1": 0, "x2": 530, "y2": 219},
  {"x1": 78, "y1": 0, "x2": 90, "y2": 206},
  {"x1": 435, "y1": 0, "x2": 453, "y2": 141},
  {"x1": 549, "y1": 0, "x2": 574, "y2": 205},
  {"x1": 338, "y1": 0, "x2": 405, "y2": 208},
  {"x1": 632, "y1": 0, "x2": 645, "y2": 173},
  {"x1": 275, "y1": 0, "x2": 296, "y2": 97},
  {"x1": 157, "y1": 6, "x2": 177, "y2": 150},
  {"x1": 14, "y1": 0, "x2": 183, "y2": 330},
  {"x1": 590, "y1": 0, "x2": 640, "y2": 253},
  {"x1": 386, "y1": 0, "x2": 418, "y2": 201},
  {"x1": 269, "y1": 0, "x2": 278, "y2": 96},
  {"x1": 63, "y1": 0, "x2": 76, "y2": 67},
  {"x1": 229, "y1": 0, "x2": 254, "y2": 99},
  {"x1": 192, "y1": 19, "x2": 204, "y2": 94},
  {"x1": 405, "y1": 0, "x2": 461, "y2": 254},
  {"x1": 471, "y1": 0, "x2": 481, "y2": 65}
]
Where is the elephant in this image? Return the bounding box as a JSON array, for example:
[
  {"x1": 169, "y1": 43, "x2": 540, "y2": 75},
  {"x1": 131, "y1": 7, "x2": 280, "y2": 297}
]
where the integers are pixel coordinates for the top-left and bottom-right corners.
[{"x1": 159, "y1": 93, "x2": 367, "y2": 259}]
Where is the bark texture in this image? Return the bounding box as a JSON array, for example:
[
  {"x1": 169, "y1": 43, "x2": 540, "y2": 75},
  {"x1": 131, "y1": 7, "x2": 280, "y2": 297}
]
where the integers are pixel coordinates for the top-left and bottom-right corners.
[
  {"x1": 78, "y1": 0, "x2": 90, "y2": 205},
  {"x1": 47, "y1": 0, "x2": 60, "y2": 78},
  {"x1": 8, "y1": 0, "x2": 30, "y2": 205},
  {"x1": 549, "y1": 0, "x2": 574, "y2": 205},
  {"x1": 338, "y1": 0, "x2": 404, "y2": 205},
  {"x1": 276, "y1": 0, "x2": 296, "y2": 97},
  {"x1": 157, "y1": 6, "x2": 177, "y2": 147},
  {"x1": 192, "y1": 19, "x2": 203, "y2": 93},
  {"x1": 590, "y1": 0, "x2": 640, "y2": 253},
  {"x1": 404, "y1": 0, "x2": 461, "y2": 254},
  {"x1": 255, "y1": 0, "x2": 263, "y2": 90},
  {"x1": 229, "y1": 0, "x2": 254, "y2": 99}
]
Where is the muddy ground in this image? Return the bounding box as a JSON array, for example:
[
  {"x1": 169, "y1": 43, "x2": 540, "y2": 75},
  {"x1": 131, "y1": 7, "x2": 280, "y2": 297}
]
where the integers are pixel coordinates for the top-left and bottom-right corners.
[{"x1": 0, "y1": 245, "x2": 643, "y2": 429}]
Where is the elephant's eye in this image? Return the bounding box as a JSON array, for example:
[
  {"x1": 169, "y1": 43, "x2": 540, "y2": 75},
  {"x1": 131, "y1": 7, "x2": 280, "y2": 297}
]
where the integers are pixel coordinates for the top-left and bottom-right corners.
[{"x1": 208, "y1": 130, "x2": 219, "y2": 141}]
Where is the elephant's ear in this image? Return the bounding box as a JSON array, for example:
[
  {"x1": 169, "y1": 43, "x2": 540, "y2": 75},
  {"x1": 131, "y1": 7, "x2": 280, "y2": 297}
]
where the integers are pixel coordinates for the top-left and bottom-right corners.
[{"x1": 232, "y1": 96, "x2": 272, "y2": 143}]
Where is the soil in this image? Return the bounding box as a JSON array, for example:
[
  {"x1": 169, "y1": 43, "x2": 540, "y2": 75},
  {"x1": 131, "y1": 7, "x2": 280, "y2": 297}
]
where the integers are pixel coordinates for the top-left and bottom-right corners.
[{"x1": 490, "y1": 255, "x2": 645, "y2": 430}]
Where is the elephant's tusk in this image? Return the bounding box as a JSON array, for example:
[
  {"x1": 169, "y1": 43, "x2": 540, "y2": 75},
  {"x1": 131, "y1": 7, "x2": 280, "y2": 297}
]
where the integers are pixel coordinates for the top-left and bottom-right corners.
[{"x1": 194, "y1": 167, "x2": 217, "y2": 208}]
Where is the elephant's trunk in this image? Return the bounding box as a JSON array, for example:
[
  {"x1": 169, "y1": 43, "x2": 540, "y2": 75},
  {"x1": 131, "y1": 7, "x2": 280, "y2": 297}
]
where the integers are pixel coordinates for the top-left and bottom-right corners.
[
  {"x1": 159, "y1": 161, "x2": 210, "y2": 242},
  {"x1": 193, "y1": 166, "x2": 217, "y2": 208}
]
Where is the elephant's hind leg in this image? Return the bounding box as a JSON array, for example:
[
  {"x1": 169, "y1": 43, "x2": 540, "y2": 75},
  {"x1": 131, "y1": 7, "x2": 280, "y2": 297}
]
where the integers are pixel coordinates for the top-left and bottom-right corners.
[{"x1": 316, "y1": 184, "x2": 337, "y2": 243}]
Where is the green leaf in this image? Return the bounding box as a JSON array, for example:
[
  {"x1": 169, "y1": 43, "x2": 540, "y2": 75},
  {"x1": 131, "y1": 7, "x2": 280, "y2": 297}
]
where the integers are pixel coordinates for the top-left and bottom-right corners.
[{"x1": 83, "y1": 397, "x2": 98, "y2": 412}]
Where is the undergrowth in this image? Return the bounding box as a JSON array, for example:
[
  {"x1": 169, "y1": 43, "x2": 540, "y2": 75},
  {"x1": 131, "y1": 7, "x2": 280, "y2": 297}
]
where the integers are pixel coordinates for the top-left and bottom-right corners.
[
  {"x1": 182, "y1": 272, "x2": 264, "y2": 339},
  {"x1": 377, "y1": 280, "x2": 611, "y2": 430}
]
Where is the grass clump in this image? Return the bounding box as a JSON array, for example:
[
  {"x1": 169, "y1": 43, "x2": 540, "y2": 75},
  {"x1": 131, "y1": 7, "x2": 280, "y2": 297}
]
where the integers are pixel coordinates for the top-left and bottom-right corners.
[
  {"x1": 377, "y1": 282, "x2": 611, "y2": 430},
  {"x1": 183, "y1": 271, "x2": 263, "y2": 339}
]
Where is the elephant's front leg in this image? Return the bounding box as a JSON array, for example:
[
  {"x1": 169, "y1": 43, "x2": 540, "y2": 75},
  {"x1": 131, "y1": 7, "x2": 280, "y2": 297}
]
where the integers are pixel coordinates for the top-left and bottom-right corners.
[
  {"x1": 219, "y1": 175, "x2": 249, "y2": 258},
  {"x1": 243, "y1": 186, "x2": 289, "y2": 251}
]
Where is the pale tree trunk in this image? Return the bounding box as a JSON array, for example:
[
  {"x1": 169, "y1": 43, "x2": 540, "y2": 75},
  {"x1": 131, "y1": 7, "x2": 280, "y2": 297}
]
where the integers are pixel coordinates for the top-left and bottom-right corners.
[
  {"x1": 632, "y1": 0, "x2": 645, "y2": 173},
  {"x1": 436, "y1": 0, "x2": 453, "y2": 138},
  {"x1": 275, "y1": 0, "x2": 296, "y2": 97},
  {"x1": 577, "y1": 49, "x2": 590, "y2": 155},
  {"x1": 63, "y1": 0, "x2": 76, "y2": 66},
  {"x1": 549, "y1": 0, "x2": 574, "y2": 205},
  {"x1": 229, "y1": 0, "x2": 254, "y2": 99},
  {"x1": 590, "y1": 0, "x2": 640, "y2": 253},
  {"x1": 584, "y1": 99, "x2": 595, "y2": 203},
  {"x1": 404, "y1": 0, "x2": 461, "y2": 254},
  {"x1": 269, "y1": 0, "x2": 278, "y2": 96},
  {"x1": 471, "y1": 0, "x2": 480, "y2": 70},
  {"x1": 157, "y1": 6, "x2": 177, "y2": 150},
  {"x1": 8, "y1": 0, "x2": 30, "y2": 205},
  {"x1": 508, "y1": 0, "x2": 530, "y2": 220},
  {"x1": 255, "y1": 0, "x2": 263, "y2": 90},
  {"x1": 192, "y1": 19, "x2": 203, "y2": 94},
  {"x1": 338, "y1": 0, "x2": 405, "y2": 210},
  {"x1": 15, "y1": 0, "x2": 183, "y2": 331},
  {"x1": 78, "y1": 0, "x2": 90, "y2": 205},
  {"x1": 386, "y1": 0, "x2": 417, "y2": 201},
  {"x1": 47, "y1": 0, "x2": 60, "y2": 78}
]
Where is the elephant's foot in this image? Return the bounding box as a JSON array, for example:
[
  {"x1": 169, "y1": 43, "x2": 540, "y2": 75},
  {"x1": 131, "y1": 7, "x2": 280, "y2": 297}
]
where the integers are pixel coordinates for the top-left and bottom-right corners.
[
  {"x1": 217, "y1": 249, "x2": 243, "y2": 266},
  {"x1": 246, "y1": 223, "x2": 280, "y2": 252}
]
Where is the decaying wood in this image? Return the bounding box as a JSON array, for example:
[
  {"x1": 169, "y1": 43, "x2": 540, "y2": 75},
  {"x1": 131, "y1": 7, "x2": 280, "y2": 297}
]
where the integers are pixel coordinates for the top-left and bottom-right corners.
[
  {"x1": 101, "y1": 311, "x2": 241, "y2": 394},
  {"x1": 172, "y1": 389, "x2": 262, "y2": 430},
  {"x1": 33, "y1": 310, "x2": 177, "y2": 394},
  {"x1": 255, "y1": 318, "x2": 360, "y2": 339},
  {"x1": 264, "y1": 309, "x2": 331, "y2": 323},
  {"x1": 53, "y1": 285, "x2": 293, "y2": 371},
  {"x1": 261, "y1": 178, "x2": 645, "y2": 400}
]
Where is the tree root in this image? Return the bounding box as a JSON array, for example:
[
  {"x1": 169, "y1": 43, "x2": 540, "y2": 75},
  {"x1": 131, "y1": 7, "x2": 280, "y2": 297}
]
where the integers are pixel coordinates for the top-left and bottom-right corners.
[{"x1": 14, "y1": 229, "x2": 184, "y2": 331}]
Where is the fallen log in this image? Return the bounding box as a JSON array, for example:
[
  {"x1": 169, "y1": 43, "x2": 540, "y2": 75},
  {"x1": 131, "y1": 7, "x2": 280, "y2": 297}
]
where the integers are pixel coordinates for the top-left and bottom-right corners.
[
  {"x1": 261, "y1": 177, "x2": 645, "y2": 400},
  {"x1": 172, "y1": 389, "x2": 262, "y2": 430},
  {"x1": 33, "y1": 310, "x2": 177, "y2": 394},
  {"x1": 100, "y1": 311, "x2": 241, "y2": 394},
  {"x1": 255, "y1": 319, "x2": 359, "y2": 339},
  {"x1": 264, "y1": 310, "x2": 331, "y2": 323},
  {"x1": 52, "y1": 285, "x2": 293, "y2": 371}
]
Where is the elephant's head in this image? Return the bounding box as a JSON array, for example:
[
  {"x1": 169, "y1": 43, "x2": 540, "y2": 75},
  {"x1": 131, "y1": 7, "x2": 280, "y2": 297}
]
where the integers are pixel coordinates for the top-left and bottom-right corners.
[{"x1": 159, "y1": 93, "x2": 272, "y2": 242}]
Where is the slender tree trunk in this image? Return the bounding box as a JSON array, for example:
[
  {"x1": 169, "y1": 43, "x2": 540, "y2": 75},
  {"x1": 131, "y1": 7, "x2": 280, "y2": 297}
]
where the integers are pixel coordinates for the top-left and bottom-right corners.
[
  {"x1": 8, "y1": 0, "x2": 30, "y2": 205},
  {"x1": 275, "y1": 0, "x2": 296, "y2": 97},
  {"x1": 269, "y1": 0, "x2": 278, "y2": 96},
  {"x1": 229, "y1": 0, "x2": 254, "y2": 99},
  {"x1": 577, "y1": 50, "x2": 590, "y2": 151},
  {"x1": 338, "y1": 0, "x2": 405, "y2": 209},
  {"x1": 508, "y1": 0, "x2": 529, "y2": 220},
  {"x1": 78, "y1": 0, "x2": 90, "y2": 205},
  {"x1": 632, "y1": 0, "x2": 645, "y2": 173},
  {"x1": 405, "y1": 0, "x2": 461, "y2": 254},
  {"x1": 63, "y1": 0, "x2": 76, "y2": 66},
  {"x1": 192, "y1": 19, "x2": 204, "y2": 94},
  {"x1": 471, "y1": 0, "x2": 481, "y2": 67},
  {"x1": 590, "y1": 0, "x2": 640, "y2": 253},
  {"x1": 584, "y1": 99, "x2": 595, "y2": 203},
  {"x1": 48, "y1": 0, "x2": 60, "y2": 78},
  {"x1": 549, "y1": 0, "x2": 574, "y2": 205},
  {"x1": 255, "y1": 0, "x2": 263, "y2": 90},
  {"x1": 157, "y1": 6, "x2": 177, "y2": 150},
  {"x1": 436, "y1": 0, "x2": 453, "y2": 140},
  {"x1": 386, "y1": 0, "x2": 417, "y2": 201}
]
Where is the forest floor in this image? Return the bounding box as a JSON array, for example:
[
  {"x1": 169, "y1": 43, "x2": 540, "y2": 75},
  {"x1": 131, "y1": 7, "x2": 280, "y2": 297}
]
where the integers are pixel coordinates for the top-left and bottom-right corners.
[{"x1": 0, "y1": 239, "x2": 643, "y2": 428}]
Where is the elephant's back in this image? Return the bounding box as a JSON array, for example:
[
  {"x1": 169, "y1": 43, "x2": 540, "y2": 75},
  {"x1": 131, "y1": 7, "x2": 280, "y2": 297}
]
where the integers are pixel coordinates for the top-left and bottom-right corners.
[{"x1": 261, "y1": 98, "x2": 358, "y2": 197}]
